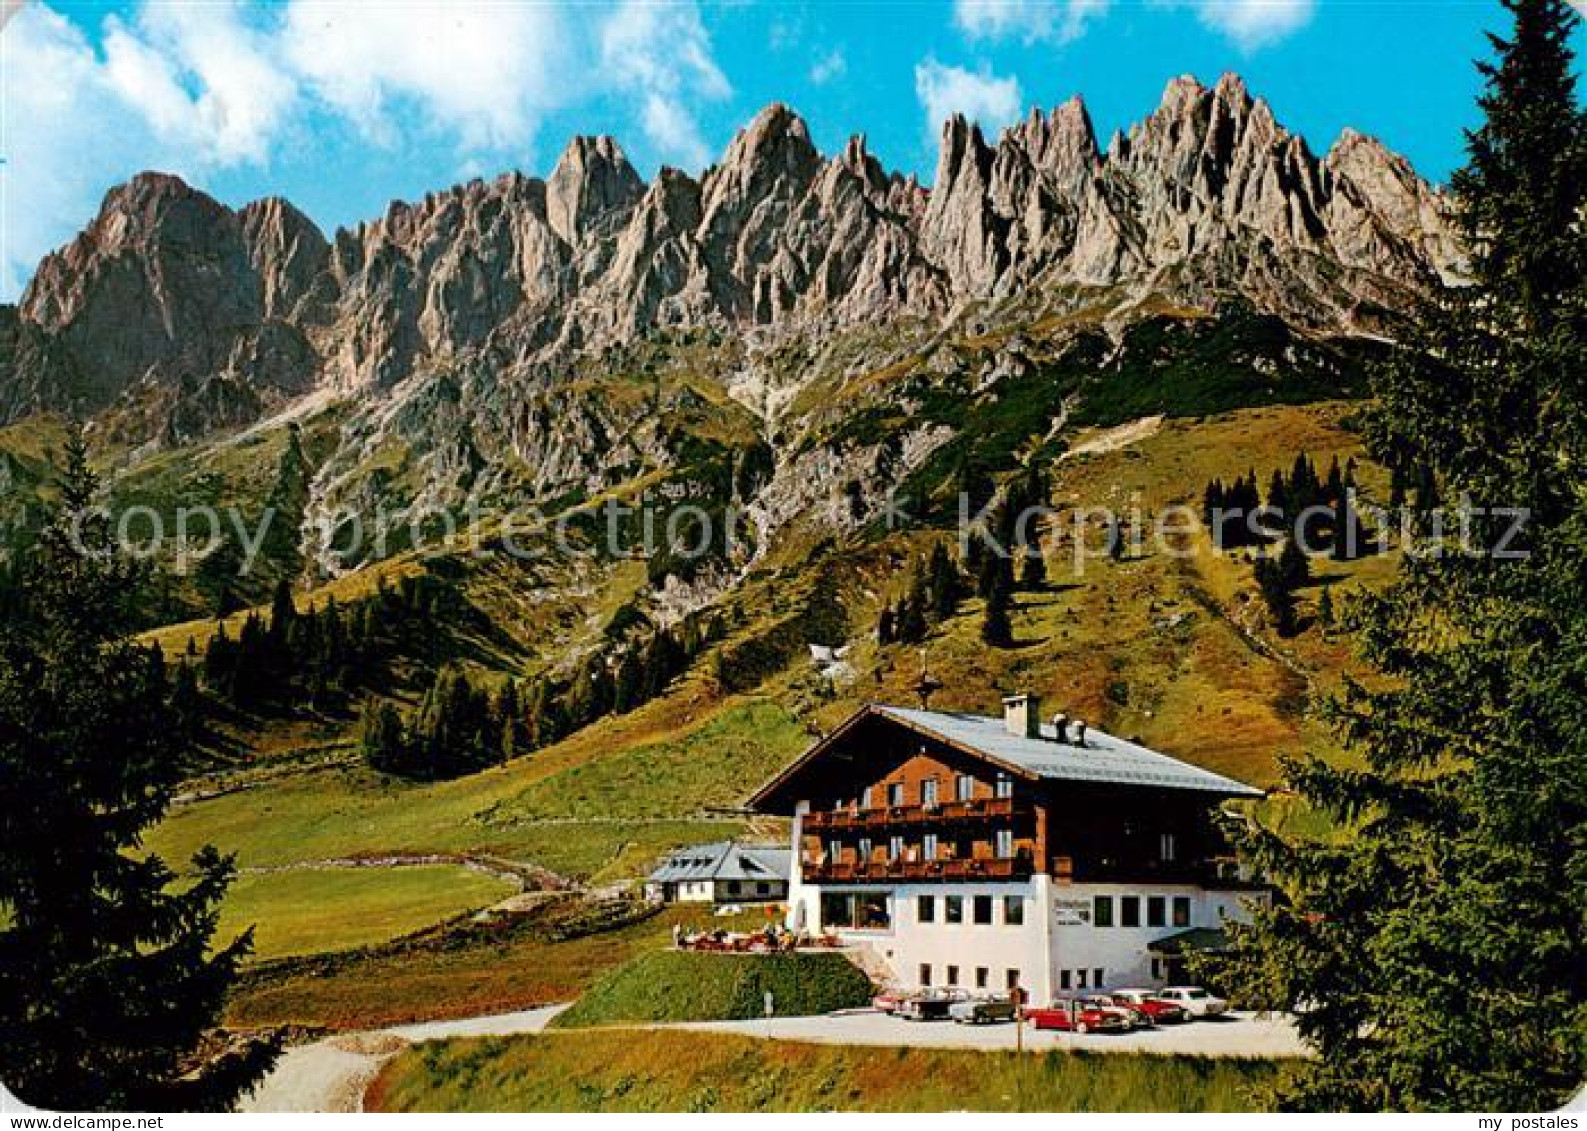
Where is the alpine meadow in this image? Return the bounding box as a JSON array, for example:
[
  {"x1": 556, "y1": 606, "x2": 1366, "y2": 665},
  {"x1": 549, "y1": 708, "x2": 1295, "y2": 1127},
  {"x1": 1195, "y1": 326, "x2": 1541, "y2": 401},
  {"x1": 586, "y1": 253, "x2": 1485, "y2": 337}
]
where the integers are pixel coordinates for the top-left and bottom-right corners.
[{"x1": 0, "y1": 0, "x2": 1581, "y2": 1115}]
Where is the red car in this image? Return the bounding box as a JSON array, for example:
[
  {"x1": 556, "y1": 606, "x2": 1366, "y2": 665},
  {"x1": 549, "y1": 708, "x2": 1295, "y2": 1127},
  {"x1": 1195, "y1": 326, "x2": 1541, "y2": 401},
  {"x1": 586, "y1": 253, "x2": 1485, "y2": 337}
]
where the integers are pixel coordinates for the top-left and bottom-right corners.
[
  {"x1": 1022, "y1": 998, "x2": 1134, "y2": 1034},
  {"x1": 872, "y1": 991, "x2": 906, "y2": 1014},
  {"x1": 1098, "y1": 989, "x2": 1191, "y2": 1025}
]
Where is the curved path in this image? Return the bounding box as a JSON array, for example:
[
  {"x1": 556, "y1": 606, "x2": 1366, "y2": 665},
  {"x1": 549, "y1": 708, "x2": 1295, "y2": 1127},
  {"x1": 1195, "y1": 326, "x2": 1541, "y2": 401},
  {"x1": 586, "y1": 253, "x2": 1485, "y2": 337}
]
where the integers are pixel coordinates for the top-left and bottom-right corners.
[{"x1": 240, "y1": 1005, "x2": 569, "y2": 1113}]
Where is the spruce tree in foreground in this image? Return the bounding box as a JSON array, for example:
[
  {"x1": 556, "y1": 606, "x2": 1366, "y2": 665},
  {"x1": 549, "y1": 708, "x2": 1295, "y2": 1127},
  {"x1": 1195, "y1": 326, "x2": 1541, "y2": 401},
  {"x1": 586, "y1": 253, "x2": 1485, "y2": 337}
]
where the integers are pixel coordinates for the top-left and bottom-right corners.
[
  {"x1": 0, "y1": 433, "x2": 278, "y2": 1110},
  {"x1": 1216, "y1": 0, "x2": 1586, "y2": 1110}
]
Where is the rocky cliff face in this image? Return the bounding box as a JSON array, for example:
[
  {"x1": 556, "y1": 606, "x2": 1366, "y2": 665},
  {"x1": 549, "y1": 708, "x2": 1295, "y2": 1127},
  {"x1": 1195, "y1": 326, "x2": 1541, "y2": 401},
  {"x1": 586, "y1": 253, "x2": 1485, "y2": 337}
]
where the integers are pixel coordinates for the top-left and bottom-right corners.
[
  {"x1": 920, "y1": 74, "x2": 1459, "y2": 324},
  {"x1": 2, "y1": 74, "x2": 1456, "y2": 433}
]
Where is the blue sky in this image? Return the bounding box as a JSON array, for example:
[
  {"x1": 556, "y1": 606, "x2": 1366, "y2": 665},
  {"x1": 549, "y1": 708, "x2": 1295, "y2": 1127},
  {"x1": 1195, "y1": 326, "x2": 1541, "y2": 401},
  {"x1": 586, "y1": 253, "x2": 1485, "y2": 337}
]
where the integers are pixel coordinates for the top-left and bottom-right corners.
[{"x1": 0, "y1": 1, "x2": 1550, "y2": 301}]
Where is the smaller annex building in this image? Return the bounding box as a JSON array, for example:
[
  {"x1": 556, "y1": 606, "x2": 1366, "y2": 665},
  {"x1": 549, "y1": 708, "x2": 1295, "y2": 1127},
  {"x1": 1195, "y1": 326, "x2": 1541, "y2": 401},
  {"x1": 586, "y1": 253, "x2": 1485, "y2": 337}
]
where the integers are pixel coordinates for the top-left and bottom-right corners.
[{"x1": 645, "y1": 841, "x2": 793, "y2": 904}]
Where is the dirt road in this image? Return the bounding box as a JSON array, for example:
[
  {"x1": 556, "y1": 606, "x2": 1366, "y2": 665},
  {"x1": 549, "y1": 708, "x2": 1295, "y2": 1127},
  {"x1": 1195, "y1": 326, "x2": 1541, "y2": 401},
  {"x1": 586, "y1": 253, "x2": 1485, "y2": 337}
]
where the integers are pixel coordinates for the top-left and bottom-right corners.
[{"x1": 239, "y1": 1005, "x2": 569, "y2": 1113}]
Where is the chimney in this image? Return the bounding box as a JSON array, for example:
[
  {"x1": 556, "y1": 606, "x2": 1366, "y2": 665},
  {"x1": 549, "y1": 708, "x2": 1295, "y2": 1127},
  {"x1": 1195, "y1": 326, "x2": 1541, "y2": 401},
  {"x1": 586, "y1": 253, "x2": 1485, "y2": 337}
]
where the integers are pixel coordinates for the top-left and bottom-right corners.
[
  {"x1": 1074, "y1": 720, "x2": 1088, "y2": 746},
  {"x1": 1052, "y1": 713, "x2": 1069, "y2": 743},
  {"x1": 1002, "y1": 693, "x2": 1041, "y2": 739}
]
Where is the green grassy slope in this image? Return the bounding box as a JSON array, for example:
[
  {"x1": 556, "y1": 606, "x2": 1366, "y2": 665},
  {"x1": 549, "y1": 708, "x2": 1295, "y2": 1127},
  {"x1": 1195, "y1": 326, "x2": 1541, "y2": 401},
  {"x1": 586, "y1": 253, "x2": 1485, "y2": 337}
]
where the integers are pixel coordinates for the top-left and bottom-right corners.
[
  {"x1": 149, "y1": 697, "x2": 801, "y2": 880},
  {"x1": 369, "y1": 1029, "x2": 1289, "y2": 1112},
  {"x1": 220, "y1": 865, "x2": 517, "y2": 960},
  {"x1": 490, "y1": 699, "x2": 808, "y2": 821},
  {"x1": 806, "y1": 401, "x2": 1390, "y2": 786},
  {"x1": 138, "y1": 399, "x2": 1388, "y2": 1005},
  {"x1": 552, "y1": 951, "x2": 874, "y2": 1028}
]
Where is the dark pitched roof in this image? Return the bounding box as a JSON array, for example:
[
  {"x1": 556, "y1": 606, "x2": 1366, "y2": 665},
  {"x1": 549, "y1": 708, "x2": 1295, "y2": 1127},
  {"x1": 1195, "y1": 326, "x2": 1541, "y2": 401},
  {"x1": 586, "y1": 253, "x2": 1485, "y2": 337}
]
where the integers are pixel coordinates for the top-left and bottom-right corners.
[{"x1": 750, "y1": 702, "x2": 1264, "y2": 809}]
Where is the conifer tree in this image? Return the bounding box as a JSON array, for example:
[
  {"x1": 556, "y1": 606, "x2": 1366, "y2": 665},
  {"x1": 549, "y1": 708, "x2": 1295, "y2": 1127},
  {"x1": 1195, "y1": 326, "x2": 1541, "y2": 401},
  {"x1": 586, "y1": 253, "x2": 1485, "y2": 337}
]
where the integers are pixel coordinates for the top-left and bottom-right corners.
[
  {"x1": 144, "y1": 642, "x2": 168, "y2": 700},
  {"x1": 1203, "y1": 478, "x2": 1225, "y2": 527},
  {"x1": 267, "y1": 578, "x2": 296, "y2": 648},
  {"x1": 895, "y1": 592, "x2": 927, "y2": 645},
  {"x1": 876, "y1": 602, "x2": 896, "y2": 646},
  {"x1": 1323, "y1": 456, "x2": 1344, "y2": 507},
  {"x1": 564, "y1": 655, "x2": 612, "y2": 730},
  {"x1": 1266, "y1": 468, "x2": 1289, "y2": 521},
  {"x1": 493, "y1": 681, "x2": 519, "y2": 763},
  {"x1": 1107, "y1": 516, "x2": 1129, "y2": 562},
  {"x1": 980, "y1": 556, "x2": 1015, "y2": 647},
  {"x1": 904, "y1": 555, "x2": 931, "y2": 620},
  {"x1": 641, "y1": 630, "x2": 684, "y2": 701},
  {"x1": 1252, "y1": 552, "x2": 1298, "y2": 637},
  {"x1": 613, "y1": 649, "x2": 645, "y2": 713},
  {"x1": 1289, "y1": 452, "x2": 1319, "y2": 514},
  {"x1": 171, "y1": 661, "x2": 205, "y2": 746},
  {"x1": 360, "y1": 698, "x2": 410, "y2": 775},
  {"x1": 1331, "y1": 490, "x2": 1367, "y2": 561},
  {"x1": 1278, "y1": 536, "x2": 1311, "y2": 591},
  {"x1": 1388, "y1": 460, "x2": 1409, "y2": 508},
  {"x1": 1217, "y1": 1, "x2": 1587, "y2": 1109},
  {"x1": 0, "y1": 432, "x2": 277, "y2": 1109},
  {"x1": 1316, "y1": 584, "x2": 1335, "y2": 632},
  {"x1": 981, "y1": 585, "x2": 1013, "y2": 648},
  {"x1": 927, "y1": 542, "x2": 961, "y2": 618},
  {"x1": 1021, "y1": 544, "x2": 1048, "y2": 590}
]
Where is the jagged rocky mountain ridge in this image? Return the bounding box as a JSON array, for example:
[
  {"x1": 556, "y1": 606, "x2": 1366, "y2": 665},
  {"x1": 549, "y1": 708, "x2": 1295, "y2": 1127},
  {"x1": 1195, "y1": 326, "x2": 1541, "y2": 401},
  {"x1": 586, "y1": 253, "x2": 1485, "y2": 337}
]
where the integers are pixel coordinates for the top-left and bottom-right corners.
[
  {"x1": 4, "y1": 73, "x2": 1455, "y2": 433},
  {"x1": 0, "y1": 73, "x2": 1459, "y2": 631}
]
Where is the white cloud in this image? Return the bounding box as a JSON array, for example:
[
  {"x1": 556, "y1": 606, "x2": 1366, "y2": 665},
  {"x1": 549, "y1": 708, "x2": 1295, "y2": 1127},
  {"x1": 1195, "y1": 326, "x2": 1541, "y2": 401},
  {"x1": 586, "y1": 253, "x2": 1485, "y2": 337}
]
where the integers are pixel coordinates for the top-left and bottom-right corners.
[
  {"x1": 279, "y1": 0, "x2": 566, "y2": 152},
  {"x1": 914, "y1": 58, "x2": 1023, "y2": 146},
  {"x1": 0, "y1": 1, "x2": 735, "y2": 301},
  {"x1": 598, "y1": 0, "x2": 730, "y2": 169},
  {"x1": 1188, "y1": 0, "x2": 1315, "y2": 50},
  {"x1": 638, "y1": 94, "x2": 712, "y2": 171},
  {"x1": 953, "y1": 0, "x2": 1110, "y2": 45},
  {"x1": 103, "y1": 1, "x2": 295, "y2": 165},
  {"x1": 955, "y1": 0, "x2": 1312, "y2": 50},
  {"x1": 809, "y1": 48, "x2": 846, "y2": 86},
  {"x1": 0, "y1": 4, "x2": 202, "y2": 299}
]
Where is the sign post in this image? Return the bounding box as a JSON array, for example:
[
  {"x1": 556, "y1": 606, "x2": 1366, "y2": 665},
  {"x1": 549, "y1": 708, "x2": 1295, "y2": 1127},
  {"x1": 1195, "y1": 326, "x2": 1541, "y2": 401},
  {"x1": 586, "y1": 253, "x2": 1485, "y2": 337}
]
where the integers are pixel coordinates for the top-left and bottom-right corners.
[
  {"x1": 1011, "y1": 976, "x2": 1028, "y2": 1110},
  {"x1": 1012, "y1": 977, "x2": 1027, "y2": 1054}
]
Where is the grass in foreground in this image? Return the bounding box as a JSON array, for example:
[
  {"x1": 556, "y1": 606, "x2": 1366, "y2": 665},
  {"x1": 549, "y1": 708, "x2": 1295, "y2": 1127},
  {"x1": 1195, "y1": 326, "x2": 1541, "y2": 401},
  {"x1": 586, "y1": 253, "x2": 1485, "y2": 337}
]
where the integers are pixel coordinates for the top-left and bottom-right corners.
[
  {"x1": 219, "y1": 865, "x2": 517, "y2": 961},
  {"x1": 368, "y1": 1029, "x2": 1287, "y2": 1112},
  {"x1": 552, "y1": 950, "x2": 875, "y2": 1028}
]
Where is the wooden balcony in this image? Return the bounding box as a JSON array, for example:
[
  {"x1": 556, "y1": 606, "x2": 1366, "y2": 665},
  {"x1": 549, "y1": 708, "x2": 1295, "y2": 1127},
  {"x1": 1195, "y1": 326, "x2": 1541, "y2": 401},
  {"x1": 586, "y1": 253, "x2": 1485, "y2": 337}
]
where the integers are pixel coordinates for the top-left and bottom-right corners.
[
  {"x1": 801, "y1": 854, "x2": 1034, "y2": 884},
  {"x1": 1050, "y1": 855, "x2": 1267, "y2": 890},
  {"x1": 802, "y1": 796, "x2": 1027, "y2": 831}
]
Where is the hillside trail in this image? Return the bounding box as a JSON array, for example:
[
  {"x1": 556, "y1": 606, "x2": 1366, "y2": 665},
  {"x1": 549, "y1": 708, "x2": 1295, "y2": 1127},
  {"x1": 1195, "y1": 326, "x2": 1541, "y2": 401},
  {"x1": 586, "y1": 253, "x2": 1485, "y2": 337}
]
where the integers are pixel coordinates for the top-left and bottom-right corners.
[
  {"x1": 240, "y1": 1004, "x2": 570, "y2": 1112},
  {"x1": 1060, "y1": 413, "x2": 1163, "y2": 459}
]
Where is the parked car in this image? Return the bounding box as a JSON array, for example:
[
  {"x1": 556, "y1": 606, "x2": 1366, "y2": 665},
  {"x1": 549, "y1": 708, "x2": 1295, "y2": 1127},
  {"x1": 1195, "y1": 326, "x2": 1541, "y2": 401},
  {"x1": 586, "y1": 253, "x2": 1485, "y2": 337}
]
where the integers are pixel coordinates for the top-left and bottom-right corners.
[
  {"x1": 1080, "y1": 994, "x2": 1149, "y2": 1029},
  {"x1": 872, "y1": 990, "x2": 906, "y2": 1014},
  {"x1": 896, "y1": 991, "x2": 958, "y2": 1021},
  {"x1": 1022, "y1": 998, "x2": 1134, "y2": 1034},
  {"x1": 1155, "y1": 986, "x2": 1229, "y2": 1018},
  {"x1": 1104, "y1": 988, "x2": 1191, "y2": 1025},
  {"x1": 949, "y1": 996, "x2": 1018, "y2": 1025}
]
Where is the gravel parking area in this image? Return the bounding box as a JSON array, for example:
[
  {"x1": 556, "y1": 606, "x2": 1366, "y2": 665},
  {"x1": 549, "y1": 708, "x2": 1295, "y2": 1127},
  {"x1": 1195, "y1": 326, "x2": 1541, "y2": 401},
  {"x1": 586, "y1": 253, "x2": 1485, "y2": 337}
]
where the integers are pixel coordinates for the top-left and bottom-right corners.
[{"x1": 667, "y1": 1010, "x2": 1308, "y2": 1057}]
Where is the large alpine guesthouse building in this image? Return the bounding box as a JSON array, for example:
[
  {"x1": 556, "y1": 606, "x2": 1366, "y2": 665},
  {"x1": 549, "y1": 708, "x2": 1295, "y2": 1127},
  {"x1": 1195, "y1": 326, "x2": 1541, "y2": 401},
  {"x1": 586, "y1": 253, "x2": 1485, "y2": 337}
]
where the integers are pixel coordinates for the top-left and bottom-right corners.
[{"x1": 750, "y1": 694, "x2": 1267, "y2": 1002}]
